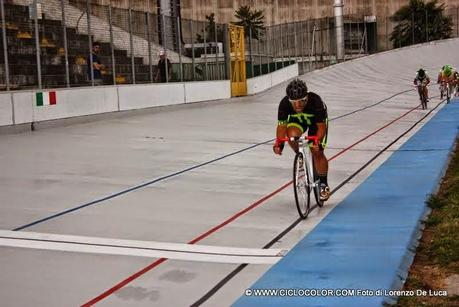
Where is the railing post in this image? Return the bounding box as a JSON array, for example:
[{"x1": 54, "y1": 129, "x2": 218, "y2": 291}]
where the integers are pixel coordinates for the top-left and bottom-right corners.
[
  {"x1": 0, "y1": 0, "x2": 10, "y2": 90},
  {"x1": 177, "y1": 16, "x2": 183, "y2": 82},
  {"x1": 128, "y1": 4, "x2": 135, "y2": 84},
  {"x1": 86, "y1": 0, "x2": 94, "y2": 86},
  {"x1": 33, "y1": 0, "x2": 42, "y2": 89},
  {"x1": 108, "y1": 2, "x2": 116, "y2": 85},
  {"x1": 214, "y1": 22, "x2": 219, "y2": 80},
  {"x1": 191, "y1": 19, "x2": 195, "y2": 81},
  {"x1": 60, "y1": 0, "x2": 70, "y2": 87},
  {"x1": 146, "y1": 9, "x2": 153, "y2": 82}
]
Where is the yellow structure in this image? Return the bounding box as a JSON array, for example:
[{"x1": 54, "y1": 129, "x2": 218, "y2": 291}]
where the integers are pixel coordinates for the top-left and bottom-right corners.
[{"x1": 229, "y1": 24, "x2": 247, "y2": 97}]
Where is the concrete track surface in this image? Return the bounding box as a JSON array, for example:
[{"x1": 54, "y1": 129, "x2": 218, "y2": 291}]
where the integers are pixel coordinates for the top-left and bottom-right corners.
[{"x1": 1, "y1": 39, "x2": 459, "y2": 306}]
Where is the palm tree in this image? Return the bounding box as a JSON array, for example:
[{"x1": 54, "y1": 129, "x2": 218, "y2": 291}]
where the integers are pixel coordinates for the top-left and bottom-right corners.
[
  {"x1": 234, "y1": 5, "x2": 265, "y2": 40},
  {"x1": 390, "y1": 0, "x2": 452, "y2": 47}
]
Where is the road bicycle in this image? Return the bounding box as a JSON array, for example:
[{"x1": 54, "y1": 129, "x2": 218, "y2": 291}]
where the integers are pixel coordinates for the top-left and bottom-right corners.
[
  {"x1": 440, "y1": 80, "x2": 453, "y2": 103},
  {"x1": 280, "y1": 136, "x2": 323, "y2": 219},
  {"x1": 416, "y1": 82, "x2": 428, "y2": 110}
]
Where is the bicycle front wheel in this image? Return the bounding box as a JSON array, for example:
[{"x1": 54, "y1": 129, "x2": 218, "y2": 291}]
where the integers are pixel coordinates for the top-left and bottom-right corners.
[{"x1": 293, "y1": 152, "x2": 311, "y2": 219}]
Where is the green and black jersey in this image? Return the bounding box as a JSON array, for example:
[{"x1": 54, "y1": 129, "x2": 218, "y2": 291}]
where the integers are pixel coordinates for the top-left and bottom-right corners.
[{"x1": 277, "y1": 92, "x2": 328, "y2": 132}]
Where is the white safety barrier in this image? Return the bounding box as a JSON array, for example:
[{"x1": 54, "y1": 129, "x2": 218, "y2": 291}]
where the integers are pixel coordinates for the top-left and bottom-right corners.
[
  {"x1": 0, "y1": 64, "x2": 294, "y2": 128},
  {"x1": 247, "y1": 64, "x2": 299, "y2": 95}
]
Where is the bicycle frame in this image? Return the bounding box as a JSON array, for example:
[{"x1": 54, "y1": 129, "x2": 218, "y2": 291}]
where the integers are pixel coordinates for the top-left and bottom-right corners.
[
  {"x1": 415, "y1": 82, "x2": 428, "y2": 110},
  {"x1": 279, "y1": 135, "x2": 323, "y2": 218}
]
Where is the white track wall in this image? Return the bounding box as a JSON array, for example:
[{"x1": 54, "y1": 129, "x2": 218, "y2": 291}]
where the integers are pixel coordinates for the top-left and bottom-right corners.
[
  {"x1": 247, "y1": 64, "x2": 299, "y2": 95},
  {"x1": 0, "y1": 64, "x2": 297, "y2": 128}
]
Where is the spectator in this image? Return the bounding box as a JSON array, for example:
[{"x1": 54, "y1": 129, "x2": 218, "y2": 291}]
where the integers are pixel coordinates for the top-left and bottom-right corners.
[
  {"x1": 87, "y1": 42, "x2": 105, "y2": 85},
  {"x1": 155, "y1": 50, "x2": 172, "y2": 82}
]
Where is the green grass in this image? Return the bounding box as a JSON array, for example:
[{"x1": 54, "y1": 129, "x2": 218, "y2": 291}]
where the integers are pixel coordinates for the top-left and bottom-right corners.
[{"x1": 397, "y1": 141, "x2": 459, "y2": 306}]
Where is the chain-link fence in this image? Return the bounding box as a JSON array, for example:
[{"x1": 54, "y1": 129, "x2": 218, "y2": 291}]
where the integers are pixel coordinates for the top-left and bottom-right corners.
[{"x1": 1, "y1": 0, "x2": 459, "y2": 91}]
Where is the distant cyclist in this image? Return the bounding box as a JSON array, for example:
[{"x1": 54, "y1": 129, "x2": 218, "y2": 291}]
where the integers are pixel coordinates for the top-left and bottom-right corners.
[
  {"x1": 273, "y1": 79, "x2": 330, "y2": 201},
  {"x1": 437, "y1": 65, "x2": 457, "y2": 98},
  {"x1": 413, "y1": 68, "x2": 430, "y2": 102}
]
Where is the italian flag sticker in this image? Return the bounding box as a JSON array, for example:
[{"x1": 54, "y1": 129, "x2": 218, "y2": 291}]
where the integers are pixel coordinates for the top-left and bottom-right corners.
[{"x1": 36, "y1": 91, "x2": 57, "y2": 106}]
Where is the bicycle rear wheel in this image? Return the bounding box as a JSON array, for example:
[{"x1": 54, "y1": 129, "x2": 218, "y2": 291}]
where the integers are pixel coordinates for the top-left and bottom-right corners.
[
  {"x1": 293, "y1": 152, "x2": 311, "y2": 219},
  {"x1": 421, "y1": 91, "x2": 427, "y2": 110}
]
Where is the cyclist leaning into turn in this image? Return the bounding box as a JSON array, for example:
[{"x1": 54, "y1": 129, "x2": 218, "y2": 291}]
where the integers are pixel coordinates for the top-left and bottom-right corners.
[
  {"x1": 273, "y1": 79, "x2": 331, "y2": 201},
  {"x1": 413, "y1": 68, "x2": 430, "y2": 101}
]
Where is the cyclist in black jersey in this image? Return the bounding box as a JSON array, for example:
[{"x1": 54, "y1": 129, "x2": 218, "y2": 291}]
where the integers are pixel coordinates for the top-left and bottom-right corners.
[{"x1": 273, "y1": 78, "x2": 330, "y2": 201}]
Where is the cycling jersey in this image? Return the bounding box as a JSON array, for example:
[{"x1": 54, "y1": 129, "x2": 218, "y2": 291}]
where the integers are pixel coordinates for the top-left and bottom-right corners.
[
  {"x1": 414, "y1": 73, "x2": 430, "y2": 84},
  {"x1": 277, "y1": 92, "x2": 328, "y2": 147}
]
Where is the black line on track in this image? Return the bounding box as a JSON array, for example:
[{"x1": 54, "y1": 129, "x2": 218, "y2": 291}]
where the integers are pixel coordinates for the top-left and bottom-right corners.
[
  {"x1": 12, "y1": 88, "x2": 419, "y2": 231},
  {"x1": 190, "y1": 99, "x2": 445, "y2": 306}
]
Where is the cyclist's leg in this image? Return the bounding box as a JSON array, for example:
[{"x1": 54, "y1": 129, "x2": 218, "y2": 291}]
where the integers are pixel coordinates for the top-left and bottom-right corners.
[
  {"x1": 308, "y1": 122, "x2": 330, "y2": 200},
  {"x1": 286, "y1": 126, "x2": 303, "y2": 153}
]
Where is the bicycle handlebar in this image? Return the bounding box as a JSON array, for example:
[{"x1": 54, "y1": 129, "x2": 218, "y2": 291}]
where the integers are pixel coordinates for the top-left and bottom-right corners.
[{"x1": 278, "y1": 135, "x2": 319, "y2": 144}]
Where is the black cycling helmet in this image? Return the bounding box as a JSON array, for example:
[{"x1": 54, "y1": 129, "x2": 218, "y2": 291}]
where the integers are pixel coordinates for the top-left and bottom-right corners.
[
  {"x1": 418, "y1": 68, "x2": 425, "y2": 78},
  {"x1": 286, "y1": 79, "x2": 308, "y2": 100}
]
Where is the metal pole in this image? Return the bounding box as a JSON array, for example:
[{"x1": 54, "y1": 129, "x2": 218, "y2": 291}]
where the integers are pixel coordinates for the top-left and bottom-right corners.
[
  {"x1": 128, "y1": 5, "x2": 135, "y2": 84},
  {"x1": 108, "y1": 2, "x2": 116, "y2": 85},
  {"x1": 280, "y1": 24, "x2": 284, "y2": 68},
  {"x1": 33, "y1": 0, "x2": 42, "y2": 89},
  {"x1": 257, "y1": 28, "x2": 261, "y2": 76},
  {"x1": 334, "y1": 0, "x2": 344, "y2": 62},
  {"x1": 191, "y1": 19, "x2": 195, "y2": 81},
  {"x1": 356, "y1": 17, "x2": 360, "y2": 54},
  {"x1": 274, "y1": 26, "x2": 278, "y2": 71},
  {"x1": 301, "y1": 21, "x2": 305, "y2": 72},
  {"x1": 146, "y1": 11, "x2": 153, "y2": 82},
  {"x1": 215, "y1": 22, "x2": 219, "y2": 80},
  {"x1": 0, "y1": 0, "x2": 10, "y2": 90},
  {"x1": 293, "y1": 22, "x2": 298, "y2": 69},
  {"x1": 267, "y1": 27, "x2": 271, "y2": 73},
  {"x1": 177, "y1": 16, "x2": 183, "y2": 82},
  {"x1": 223, "y1": 23, "x2": 230, "y2": 80},
  {"x1": 60, "y1": 0, "x2": 69, "y2": 87},
  {"x1": 86, "y1": 0, "x2": 94, "y2": 86},
  {"x1": 161, "y1": 14, "x2": 168, "y2": 82},
  {"x1": 203, "y1": 21, "x2": 208, "y2": 80},
  {"x1": 306, "y1": 20, "x2": 314, "y2": 71},
  {"x1": 249, "y1": 27, "x2": 254, "y2": 78},
  {"x1": 411, "y1": 12, "x2": 414, "y2": 45}
]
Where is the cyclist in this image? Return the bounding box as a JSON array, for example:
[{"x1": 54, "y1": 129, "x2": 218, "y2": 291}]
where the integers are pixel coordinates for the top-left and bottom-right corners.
[
  {"x1": 413, "y1": 68, "x2": 430, "y2": 102},
  {"x1": 437, "y1": 65, "x2": 454, "y2": 85},
  {"x1": 273, "y1": 79, "x2": 330, "y2": 201}
]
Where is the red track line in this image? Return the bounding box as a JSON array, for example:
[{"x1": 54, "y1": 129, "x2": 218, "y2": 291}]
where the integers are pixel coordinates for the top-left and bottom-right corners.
[
  {"x1": 328, "y1": 105, "x2": 420, "y2": 161},
  {"x1": 81, "y1": 104, "x2": 421, "y2": 306}
]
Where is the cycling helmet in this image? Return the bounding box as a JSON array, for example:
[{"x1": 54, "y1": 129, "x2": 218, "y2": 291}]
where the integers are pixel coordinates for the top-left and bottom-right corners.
[
  {"x1": 286, "y1": 79, "x2": 308, "y2": 100},
  {"x1": 444, "y1": 65, "x2": 452, "y2": 76},
  {"x1": 418, "y1": 69, "x2": 425, "y2": 78}
]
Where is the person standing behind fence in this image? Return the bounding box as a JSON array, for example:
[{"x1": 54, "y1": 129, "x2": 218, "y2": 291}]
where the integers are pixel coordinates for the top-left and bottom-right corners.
[
  {"x1": 87, "y1": 42, "x2": 105, "y2": 85},
  {"x1": 155, "y1": 50, "x2": 172, "y2": 82}
]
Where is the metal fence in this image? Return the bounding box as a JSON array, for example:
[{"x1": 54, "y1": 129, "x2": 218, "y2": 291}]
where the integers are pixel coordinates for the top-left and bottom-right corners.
[{"x1": 1, "y1": 0, "x2": 459, "y2": 91}]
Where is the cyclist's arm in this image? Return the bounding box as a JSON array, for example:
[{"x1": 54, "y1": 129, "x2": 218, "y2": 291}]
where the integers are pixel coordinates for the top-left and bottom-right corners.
[
  {"x1": 276, "y1": 123, "x2": 287, "y2": 140},
  {"x1": 316, "y1": 122, "x2": 326, "y2": 144}
]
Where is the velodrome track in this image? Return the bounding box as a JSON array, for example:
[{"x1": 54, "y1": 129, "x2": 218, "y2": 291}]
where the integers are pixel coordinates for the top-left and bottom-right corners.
[{"x1": 1, "y1": 39, "x2": 459, "y2": 306}]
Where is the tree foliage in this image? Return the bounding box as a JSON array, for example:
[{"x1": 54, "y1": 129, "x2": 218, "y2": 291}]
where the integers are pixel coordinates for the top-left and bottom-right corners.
[
  {"x1": 390, "y1": 0, "x2": 453, "y2": 47},
  {"x1": 234, "y1": 5, "x2": 265, "y2": 40},
  {"x1": 196, "y1": 13, "x2": 224, "y2": 43}
]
